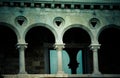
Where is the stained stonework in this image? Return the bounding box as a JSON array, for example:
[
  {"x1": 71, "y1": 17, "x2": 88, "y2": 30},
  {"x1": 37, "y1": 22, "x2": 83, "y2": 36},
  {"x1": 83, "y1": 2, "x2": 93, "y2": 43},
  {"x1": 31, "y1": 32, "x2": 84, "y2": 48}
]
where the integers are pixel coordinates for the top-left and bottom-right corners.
[{"x1": 0, "y1": 0, "x2": 120, "y2": 78}]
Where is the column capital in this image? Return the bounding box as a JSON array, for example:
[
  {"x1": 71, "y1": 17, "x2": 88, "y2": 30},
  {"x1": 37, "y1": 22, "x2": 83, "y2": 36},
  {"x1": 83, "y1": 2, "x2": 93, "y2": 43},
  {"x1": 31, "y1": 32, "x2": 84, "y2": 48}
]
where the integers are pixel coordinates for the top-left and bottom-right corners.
[
  {"x1": 16, "y1": 43, "x2": 28, "y2": 49},
  {"x1": 54, "y1": 43, "x2": 65, "y2": 50},
  {"x1": 89, "y1": 44, "x2": 101, "y2": 50}
]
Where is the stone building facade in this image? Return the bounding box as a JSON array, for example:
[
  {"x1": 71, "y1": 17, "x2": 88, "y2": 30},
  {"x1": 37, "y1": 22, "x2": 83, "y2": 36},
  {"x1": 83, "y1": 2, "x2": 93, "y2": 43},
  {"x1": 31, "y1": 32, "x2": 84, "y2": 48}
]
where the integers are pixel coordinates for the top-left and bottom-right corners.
[{"x1": 0, "y1": 0, "x2": 120, "y2": 77}]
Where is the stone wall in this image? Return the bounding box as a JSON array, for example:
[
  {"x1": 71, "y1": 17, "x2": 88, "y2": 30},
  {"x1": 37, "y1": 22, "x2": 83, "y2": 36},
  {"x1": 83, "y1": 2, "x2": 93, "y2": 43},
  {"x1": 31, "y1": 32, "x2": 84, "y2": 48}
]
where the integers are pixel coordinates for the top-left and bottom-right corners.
[{"x1": 26, "y1": 46, "x2": 45, "y2": 74}]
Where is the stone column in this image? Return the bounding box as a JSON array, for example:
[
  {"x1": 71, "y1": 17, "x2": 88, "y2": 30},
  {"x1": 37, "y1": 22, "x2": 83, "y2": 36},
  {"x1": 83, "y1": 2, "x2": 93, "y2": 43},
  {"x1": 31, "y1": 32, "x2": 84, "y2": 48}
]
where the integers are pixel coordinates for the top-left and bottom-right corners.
[
  {"x1": 17, "y1": 43, "x2": 27, "y2": 74},
  {"x1": 54, "y1": 43, "x2": 65, "y2": 74},
  {"x1": 90, "y1": 44, "x2": 101, "y2": 74}
]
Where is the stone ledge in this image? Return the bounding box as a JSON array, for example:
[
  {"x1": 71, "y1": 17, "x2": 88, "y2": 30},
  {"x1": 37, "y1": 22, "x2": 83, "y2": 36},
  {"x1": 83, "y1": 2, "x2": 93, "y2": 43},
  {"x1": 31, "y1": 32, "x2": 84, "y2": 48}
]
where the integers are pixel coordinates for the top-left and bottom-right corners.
[{"x1": 2, "y1": 74, "x2": 120, "y2": 78}]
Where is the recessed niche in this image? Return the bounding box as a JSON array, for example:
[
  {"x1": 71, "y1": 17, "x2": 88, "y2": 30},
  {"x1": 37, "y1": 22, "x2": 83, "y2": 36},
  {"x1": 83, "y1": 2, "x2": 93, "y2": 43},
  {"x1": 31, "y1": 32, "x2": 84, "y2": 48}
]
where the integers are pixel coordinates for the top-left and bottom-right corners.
[
  {"x1": 15, "y1": 16, "x2": 27, "y2": 26},
  {"x1": 54, "y1": 17, "x2": 64, "y2": 27},
  {"x1": 89, "y1": 18, "x2": 100, "y2": 28}
]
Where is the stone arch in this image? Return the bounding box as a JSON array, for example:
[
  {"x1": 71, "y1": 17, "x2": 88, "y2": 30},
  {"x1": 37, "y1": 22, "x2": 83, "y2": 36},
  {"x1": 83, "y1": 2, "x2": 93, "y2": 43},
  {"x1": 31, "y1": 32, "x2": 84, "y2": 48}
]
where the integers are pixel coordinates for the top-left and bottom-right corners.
[
  {"x1": 0, "y1": 23, "x2": 18, "y2": 74},
  {"x1": 62, "y1": 24, "x2": 92, "y2": 74},
  {"x1": 0, "y1": 22, "x2": 20, "y2": 42},
  {"x1": 97, "y1": 24, "x2": 120, "y2": 41},
  {"x1": 62, "y1": 24, "x2": 93, "y2": 43},
  {"x1": 23, "y1": 23, "x2": 57, "y2": 43},
  {"x1": 25, "y1": 25, "x2": 56, "y2": 74},
  {"x1": 98, "y1": 24, "x2": 120, "y2": 74}
]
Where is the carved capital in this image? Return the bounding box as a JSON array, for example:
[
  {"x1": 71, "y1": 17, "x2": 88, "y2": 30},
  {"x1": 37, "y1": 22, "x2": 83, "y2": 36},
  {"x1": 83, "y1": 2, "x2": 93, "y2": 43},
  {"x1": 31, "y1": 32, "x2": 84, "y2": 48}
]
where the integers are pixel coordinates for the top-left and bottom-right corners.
[
  {"x1": 17, "y1": 43, "x2": 28, "y2": 49},
  {"x1": 89, "y1": 44, "x2": 101, "y2": 50},
  {"x1": 54, "y1": 43, "x2": 65, "y2": 51}
]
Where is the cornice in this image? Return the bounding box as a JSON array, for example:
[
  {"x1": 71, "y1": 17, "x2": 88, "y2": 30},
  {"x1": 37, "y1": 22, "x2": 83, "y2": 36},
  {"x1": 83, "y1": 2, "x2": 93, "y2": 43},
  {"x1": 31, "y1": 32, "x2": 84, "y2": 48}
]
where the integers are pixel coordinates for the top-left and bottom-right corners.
[{"x1": 0, "y1": 0, "x2": 120, "y2": 10}]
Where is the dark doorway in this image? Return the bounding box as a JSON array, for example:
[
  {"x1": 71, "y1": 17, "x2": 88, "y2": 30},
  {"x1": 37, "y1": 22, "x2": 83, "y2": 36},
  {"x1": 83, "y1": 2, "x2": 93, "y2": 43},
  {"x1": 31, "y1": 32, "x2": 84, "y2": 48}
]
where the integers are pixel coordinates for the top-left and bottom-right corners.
[
  {"x1": 25, "y1": 26, "x2": 55, "y2": 74},
  {"x1": 98, "y1": 27, "x2": 120, "y2": 74},
  {"x1": 63, "y1": 27, "x2": 92, "y2": 74},
  {"x1": 0, "y1": 25, "x2": 18, "y2": 74}
]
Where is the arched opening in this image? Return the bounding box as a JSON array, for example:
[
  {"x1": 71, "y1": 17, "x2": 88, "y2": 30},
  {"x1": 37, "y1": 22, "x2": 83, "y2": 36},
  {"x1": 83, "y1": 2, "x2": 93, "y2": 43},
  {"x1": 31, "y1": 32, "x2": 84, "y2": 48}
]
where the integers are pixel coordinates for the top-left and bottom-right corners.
[
  {"x1": 0, "y1": 25, "x2": 18, "y2": 74},
  {"x1": 63, "y1": 27, "x2": 92, "y2": 74},
  {"x1": 98, "y1": 27, "x2": 120, "y2": 74},
  {"x1": 25, "y1": 26, "x2": 55, "y2": 74}
]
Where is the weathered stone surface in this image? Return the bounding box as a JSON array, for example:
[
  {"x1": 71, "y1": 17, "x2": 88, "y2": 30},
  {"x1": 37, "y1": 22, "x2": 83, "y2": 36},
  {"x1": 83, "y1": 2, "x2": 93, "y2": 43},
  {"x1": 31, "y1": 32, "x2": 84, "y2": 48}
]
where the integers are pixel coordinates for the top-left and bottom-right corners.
[{"x1": 0, "y1": 0, "x2": 120, "y2": 77}]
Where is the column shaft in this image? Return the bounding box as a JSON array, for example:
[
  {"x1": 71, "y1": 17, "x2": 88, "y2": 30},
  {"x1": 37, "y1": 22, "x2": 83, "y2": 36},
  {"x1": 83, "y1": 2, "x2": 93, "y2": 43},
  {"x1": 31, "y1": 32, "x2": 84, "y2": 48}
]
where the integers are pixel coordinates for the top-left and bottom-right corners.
[
  {"x1": 57, "y1": 49, "x2": 63, "y2": 73},
  {"x1": 90, "y1": 44, "x2": 101, "y2": 74},
  {"x1": 93, "y1": 49, "x2": 101, "y2": 74},
  {"x1": 54, "y1": 43, "x2": 65, "y2": 74},
  {"x1": 17, "y1": 43, "x2": 27, "y2": 74}
]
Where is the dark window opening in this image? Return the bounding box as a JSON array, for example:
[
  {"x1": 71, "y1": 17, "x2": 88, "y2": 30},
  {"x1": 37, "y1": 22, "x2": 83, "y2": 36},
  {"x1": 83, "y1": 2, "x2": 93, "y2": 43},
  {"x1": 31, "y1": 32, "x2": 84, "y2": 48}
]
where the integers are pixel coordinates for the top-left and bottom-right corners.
[
  {"x1": 0, "y1": 25, "x2": 18, "y2": 74},
  {"x1": 63, "y1": 28, "x2": 91, "y2": 44},
  {"x1": 63, "y1": 28, "x2": 92, "y2": 74},
  {"x1": 25, "y1": 26, "x2": 55, "y2": 74},
  {"x1": 98, "y1": 27, "x2": 120, "y2": 74}
]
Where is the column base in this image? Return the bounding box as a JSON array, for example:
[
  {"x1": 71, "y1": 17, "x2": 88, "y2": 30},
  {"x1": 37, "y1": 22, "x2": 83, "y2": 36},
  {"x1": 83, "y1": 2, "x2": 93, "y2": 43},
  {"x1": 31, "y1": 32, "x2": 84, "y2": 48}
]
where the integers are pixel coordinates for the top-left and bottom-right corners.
[
  {"x1": 19, "y1": 71, "x2": 27, "y2": 74},
  {"x1": 92, "y1": 71, "x2": 101, "y2": 75},
  {"x1": 57, "y1": 71, "x2": 65, "y2": 74},
  {"x1": 56, "y1": 71, "x2": 68, "y2": 77}
]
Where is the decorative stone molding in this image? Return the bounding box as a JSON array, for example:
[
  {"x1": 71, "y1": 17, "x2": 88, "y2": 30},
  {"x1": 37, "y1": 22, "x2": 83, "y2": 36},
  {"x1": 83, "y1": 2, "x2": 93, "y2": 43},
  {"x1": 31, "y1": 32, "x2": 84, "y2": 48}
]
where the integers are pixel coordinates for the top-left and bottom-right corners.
[
  {"x1": 54, "y1": 43, "x2": 65, "y2": 50},
  {"x1": 89, "y1": 18, "x2": 100, "y2": 28},
  {"x1": 17, "y1": 43, "x2": 28, "y2": 49},
  {"x1": 53, "y1": 17, "x2": 65, "y2": 27},
  {"x1": 90, "y1": 44, "x2": 101, "y2": 50},
  {"x1": 0, "y1": 1, "x2": 120, "y2": 10},
  {"x1": 15, "y1": 16, "x2": 27, "y2": 26}
]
